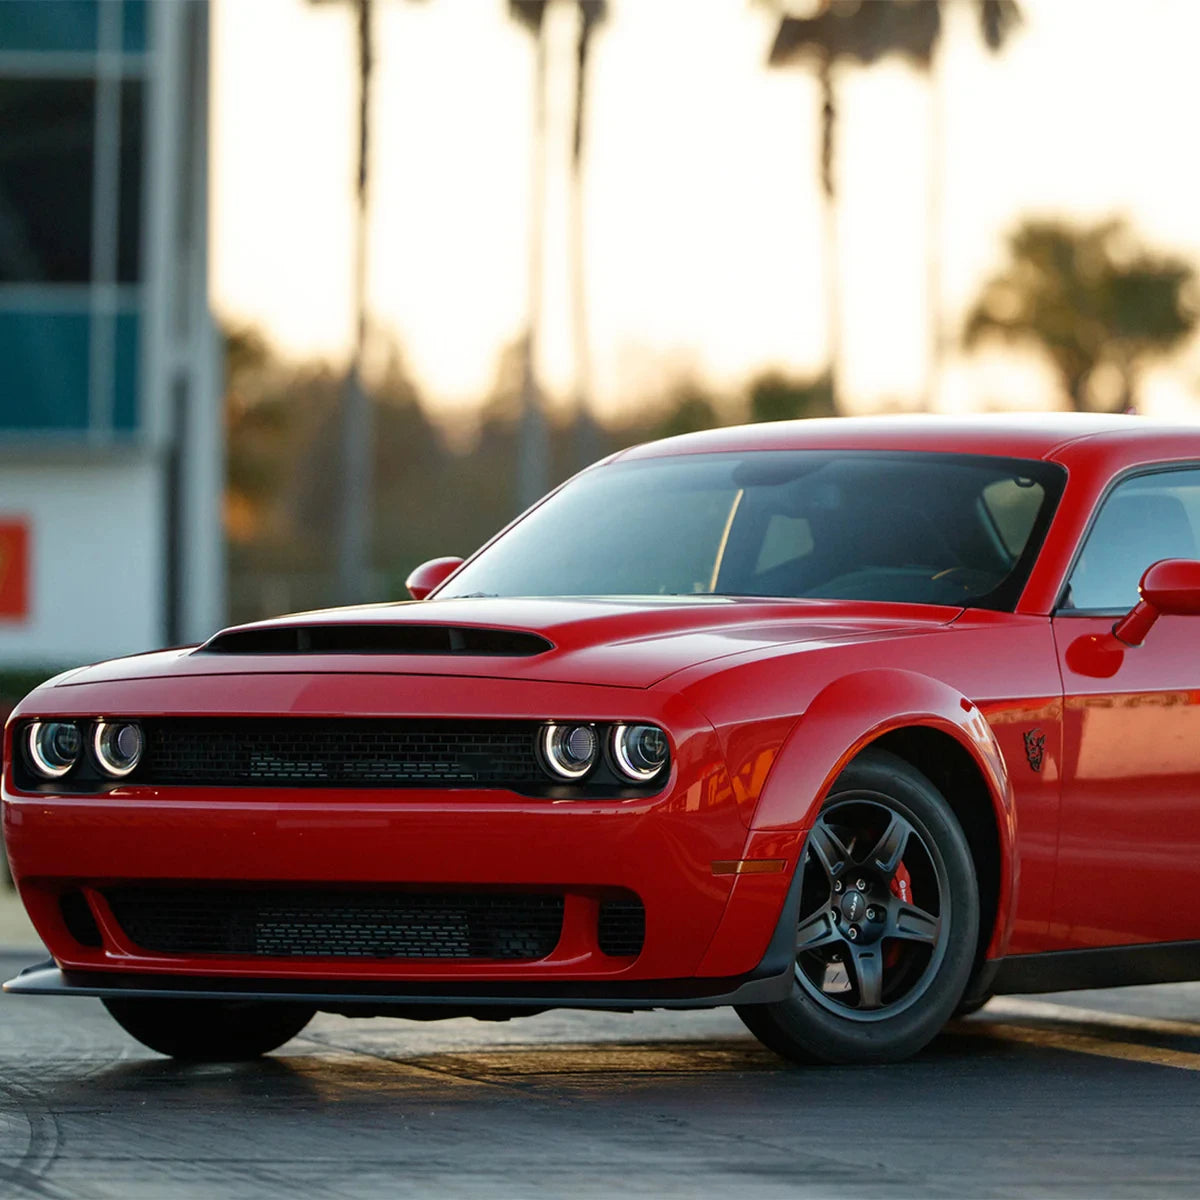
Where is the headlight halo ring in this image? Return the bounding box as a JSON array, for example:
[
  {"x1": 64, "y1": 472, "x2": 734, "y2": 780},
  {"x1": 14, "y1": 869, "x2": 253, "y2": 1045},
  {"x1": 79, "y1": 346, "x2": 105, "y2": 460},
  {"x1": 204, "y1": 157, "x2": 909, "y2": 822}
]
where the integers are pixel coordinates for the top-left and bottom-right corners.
[
  {"x1": 539, "y1": 722, "x2": 600, "y2": 781},
  {"x1": 610, "y1": 723, "x2": 670, "y2": 783},
  {"x1": 25, "y1": 720, "x2": 83, "y2": 779},
  {"x1": 92, "y1": 719, "x2": 144, "y2": 778}
]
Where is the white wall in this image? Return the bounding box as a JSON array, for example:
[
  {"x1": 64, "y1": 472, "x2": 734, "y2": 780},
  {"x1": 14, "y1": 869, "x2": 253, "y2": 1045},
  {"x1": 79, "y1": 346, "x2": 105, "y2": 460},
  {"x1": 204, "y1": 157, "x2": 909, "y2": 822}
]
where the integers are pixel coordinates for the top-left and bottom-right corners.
[{"x1": 0, "y1": 458, "x2": 165, "y2": 668}]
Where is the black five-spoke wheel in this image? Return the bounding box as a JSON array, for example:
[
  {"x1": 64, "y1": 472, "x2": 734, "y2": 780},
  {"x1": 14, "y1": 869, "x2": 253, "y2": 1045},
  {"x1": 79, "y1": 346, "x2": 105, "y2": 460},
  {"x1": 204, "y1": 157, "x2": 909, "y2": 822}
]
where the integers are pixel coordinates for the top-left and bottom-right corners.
[
  {"x1": 737, "y1": 748, "x2": 979, "y2": 1065},
  {"x1": 795, "y1": 801, "x2": 947, "y2": 1018}
]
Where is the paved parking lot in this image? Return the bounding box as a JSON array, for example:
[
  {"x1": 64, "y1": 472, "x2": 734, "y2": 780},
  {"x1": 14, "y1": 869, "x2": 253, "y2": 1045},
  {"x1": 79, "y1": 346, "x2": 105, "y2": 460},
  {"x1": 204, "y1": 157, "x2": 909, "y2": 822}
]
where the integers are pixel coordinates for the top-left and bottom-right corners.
[{"x1": 1, "y1": 948, "x2": 1199, "y2": 1198}]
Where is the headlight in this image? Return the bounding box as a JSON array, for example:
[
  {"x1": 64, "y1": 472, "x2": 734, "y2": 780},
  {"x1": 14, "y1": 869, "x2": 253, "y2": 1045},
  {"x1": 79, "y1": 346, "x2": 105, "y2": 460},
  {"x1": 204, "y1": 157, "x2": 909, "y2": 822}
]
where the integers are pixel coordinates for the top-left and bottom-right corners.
[
  {"x1": 539, "y1": 723, "x2": 599, "y2": 780},
  {"x1": 93, "y1": 720, "x2": 144, "y2": 778},
  {"x1": 25, "y1": 721, "x2": 82, "y2": 779},
  {"x1": 611, "y1": 724, "x2": 669, "y2": 783}
]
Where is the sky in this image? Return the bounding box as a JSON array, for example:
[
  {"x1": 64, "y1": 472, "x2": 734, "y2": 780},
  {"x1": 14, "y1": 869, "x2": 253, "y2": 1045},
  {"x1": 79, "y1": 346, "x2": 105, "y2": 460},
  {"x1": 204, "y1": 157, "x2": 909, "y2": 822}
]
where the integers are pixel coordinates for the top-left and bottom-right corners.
[{"x1": 210, "y1": 0, "x2": 1200, "y2": 420}]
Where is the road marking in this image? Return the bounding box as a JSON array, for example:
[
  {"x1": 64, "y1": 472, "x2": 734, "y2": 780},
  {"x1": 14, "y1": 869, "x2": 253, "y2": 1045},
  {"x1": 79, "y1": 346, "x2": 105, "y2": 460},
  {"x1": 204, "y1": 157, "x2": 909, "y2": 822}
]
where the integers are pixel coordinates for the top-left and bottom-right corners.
[
  {"x1": 984, "y1": 996, "x2": 1200, "y2": 1040},
  {"x1": 951, "y1": 997, "x2": 1200, "y2": 1072}
]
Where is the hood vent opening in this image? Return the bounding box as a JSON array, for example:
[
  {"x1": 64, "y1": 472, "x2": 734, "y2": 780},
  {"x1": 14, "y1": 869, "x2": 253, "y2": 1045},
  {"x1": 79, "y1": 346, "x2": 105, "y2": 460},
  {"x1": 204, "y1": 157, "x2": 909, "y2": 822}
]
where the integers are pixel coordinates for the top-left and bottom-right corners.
[{"x1": 200, "y1": 624, "x2": 553, "y2": 657}]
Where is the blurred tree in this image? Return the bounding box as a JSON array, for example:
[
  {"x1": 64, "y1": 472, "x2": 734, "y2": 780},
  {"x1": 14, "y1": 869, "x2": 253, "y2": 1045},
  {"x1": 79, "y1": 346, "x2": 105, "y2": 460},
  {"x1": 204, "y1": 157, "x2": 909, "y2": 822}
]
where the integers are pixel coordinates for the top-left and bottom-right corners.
[
  {"x1": 570, "y1": 0, "x2": 606, "y2": 471},
  {"x1": 747, "y1": 370, "x2": 835, "y2": 422},
  {"x1": 765, "y1": 1, "x2": 1020, "y2": 410},
  {"x1": 509, "y1": 0, "x2": 552, "y2": 510},
  {"x1": 963, "y1": 218, "x2": 1199, "y2": 412},
  {"x1": 312, "y1": 0, "x2": 429, "y2": 603}
]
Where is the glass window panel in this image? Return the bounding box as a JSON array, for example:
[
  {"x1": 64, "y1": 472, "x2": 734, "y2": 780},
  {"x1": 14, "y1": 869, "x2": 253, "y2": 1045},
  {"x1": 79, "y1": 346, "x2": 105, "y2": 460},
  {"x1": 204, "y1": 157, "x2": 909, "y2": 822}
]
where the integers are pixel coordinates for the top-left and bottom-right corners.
[
  {"x1": 443, "y1": 451, "x2": 1065, "y2": 611},
  {"x1": 1066, "y1": 471, "x2": 1200, "y2": 611},
  {"x1": 118, "y1": 80, "x2": 143, "y2": 283},
  {"x1": 0, "y1": 79, "x2": 95, "y2": 284},
  {"x1": 0, "y1": 1, "x2": 98, "y2": 53},
  {"x1": 0, "y1": 308, "x2": 90, "y2": 431},
  {"x1": 121, "y1": 0, "x2": 147, "y2": 53}
]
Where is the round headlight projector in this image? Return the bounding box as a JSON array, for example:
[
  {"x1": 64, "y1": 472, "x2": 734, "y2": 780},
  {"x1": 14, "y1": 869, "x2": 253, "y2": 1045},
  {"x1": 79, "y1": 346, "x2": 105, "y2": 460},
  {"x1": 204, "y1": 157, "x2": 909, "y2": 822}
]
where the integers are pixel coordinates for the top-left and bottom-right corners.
[
  {"x1": 26, "y1": 721, "x2": 82, "y2": 779},
  {"x1": 612, "y1": 724, "x2": 669, "y2": 782},
  {"x1": 93, "y1": 720, "x2": 144, "y2": 778},
  {"x1": 540, "y1": 723, "x2": 599, "y2": 780},
  {"x1": 538, "y1": 721, "x2": 670, "y2": 785}
]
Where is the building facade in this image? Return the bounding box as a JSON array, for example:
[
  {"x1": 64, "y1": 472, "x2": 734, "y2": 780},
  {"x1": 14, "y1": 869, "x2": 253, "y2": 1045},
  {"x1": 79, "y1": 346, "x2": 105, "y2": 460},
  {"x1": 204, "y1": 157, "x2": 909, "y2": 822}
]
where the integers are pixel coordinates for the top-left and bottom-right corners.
[{"x1": 0, "y1": 0, "x2": 221, "y2": 669}]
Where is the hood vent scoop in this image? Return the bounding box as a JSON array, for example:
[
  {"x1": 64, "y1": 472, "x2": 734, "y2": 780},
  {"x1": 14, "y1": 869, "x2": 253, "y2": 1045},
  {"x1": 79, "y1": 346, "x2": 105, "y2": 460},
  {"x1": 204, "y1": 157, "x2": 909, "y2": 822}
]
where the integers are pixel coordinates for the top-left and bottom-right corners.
[{"x1": 201, "y1": 624, "x2": 553, "y2": 657}]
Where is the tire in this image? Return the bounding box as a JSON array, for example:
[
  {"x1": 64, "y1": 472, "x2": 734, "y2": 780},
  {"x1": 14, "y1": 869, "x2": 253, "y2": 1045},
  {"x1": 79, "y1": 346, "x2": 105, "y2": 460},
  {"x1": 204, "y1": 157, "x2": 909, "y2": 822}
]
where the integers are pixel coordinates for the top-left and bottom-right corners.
[
  {"x1": 953, "y1": 991, "x2": 993, "y2": 1018},
  {"x1": 102, "y1": 997, "x2": 315, "y2": 1061},
  {"x1": 736, "y1": 748, "x2": 979, "y2": 1065}
]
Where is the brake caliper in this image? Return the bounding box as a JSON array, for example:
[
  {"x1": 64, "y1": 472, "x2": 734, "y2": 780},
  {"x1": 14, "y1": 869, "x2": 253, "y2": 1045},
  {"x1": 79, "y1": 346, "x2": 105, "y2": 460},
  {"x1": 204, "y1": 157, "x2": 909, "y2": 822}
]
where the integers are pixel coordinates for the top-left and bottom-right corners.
[{"x1": 885, "y1": 863, "x2": 913, "y2": 967}]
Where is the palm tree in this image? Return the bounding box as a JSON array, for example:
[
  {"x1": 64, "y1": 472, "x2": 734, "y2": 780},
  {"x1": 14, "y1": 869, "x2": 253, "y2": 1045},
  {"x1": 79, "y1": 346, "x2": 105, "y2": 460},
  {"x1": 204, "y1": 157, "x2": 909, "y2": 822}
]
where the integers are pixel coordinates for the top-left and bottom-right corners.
[
  {"x1": 766, "y1": 0, "x2": 1020, "y2": 411},
  {"x1": 569, "y1": 1, "x2": 606, "y2": 469},
  {"x1": 963, "y1": 218, "x2": 1198, "y2": 412},
  {"x1": 312, "y1": 0, "x2": 426, "y2": 603},
  {"x1": 341, "y1": 0, "x2": 374, "y2": 603},
  {"x1": 509, "y1": 0, "x2": 551, "y2": 510}
]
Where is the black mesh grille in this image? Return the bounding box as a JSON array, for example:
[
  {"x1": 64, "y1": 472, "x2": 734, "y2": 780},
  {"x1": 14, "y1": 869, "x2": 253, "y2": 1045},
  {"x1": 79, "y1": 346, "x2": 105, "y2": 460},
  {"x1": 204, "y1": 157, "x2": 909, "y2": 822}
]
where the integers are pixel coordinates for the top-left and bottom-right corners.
[
  {"x1": 597, "y1": 898, "x2": 645, "y2": 957},
  {"x1": 104, "y1": 887, "x2": 565, "y2": 960},
  {"x1": 134, "y1": 719, "x2": 541, "y2": 788}
]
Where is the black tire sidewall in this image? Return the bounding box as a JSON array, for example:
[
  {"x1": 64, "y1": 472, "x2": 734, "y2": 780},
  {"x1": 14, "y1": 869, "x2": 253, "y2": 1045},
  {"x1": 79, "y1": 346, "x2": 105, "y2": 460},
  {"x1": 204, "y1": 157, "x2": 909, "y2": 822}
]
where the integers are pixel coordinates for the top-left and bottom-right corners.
[
  {"x1": 102, "y1": 997, "x2": 315, "y2": 1061},
  {"x1": 738, "y1": 748, "x2": 980, "y2": 1065}
]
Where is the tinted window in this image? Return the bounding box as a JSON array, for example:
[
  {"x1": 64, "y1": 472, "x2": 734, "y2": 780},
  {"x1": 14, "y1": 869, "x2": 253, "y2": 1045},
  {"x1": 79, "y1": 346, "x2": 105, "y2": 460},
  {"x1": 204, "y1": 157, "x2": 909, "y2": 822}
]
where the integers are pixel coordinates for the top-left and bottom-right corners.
[
  {"x1": 1065, "y1": 469, "x2": 1200, "y2": 611},
  {"x1": 443, "y1": 451, "x2": 1066, "y2": 611},
  {"x1": 0, "y1": 79, "x2": 95, "y2": 283},
  {"x1": 118, "y1": 80, "x2": 144, "y2": 283}
]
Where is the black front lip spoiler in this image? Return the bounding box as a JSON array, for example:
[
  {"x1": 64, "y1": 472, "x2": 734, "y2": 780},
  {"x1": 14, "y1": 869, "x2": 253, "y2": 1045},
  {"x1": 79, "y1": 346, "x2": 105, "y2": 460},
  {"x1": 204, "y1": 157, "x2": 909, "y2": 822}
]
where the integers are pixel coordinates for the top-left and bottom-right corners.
[{"x1": 3, "y1": 957, "x2": 793, "y2": 1011}]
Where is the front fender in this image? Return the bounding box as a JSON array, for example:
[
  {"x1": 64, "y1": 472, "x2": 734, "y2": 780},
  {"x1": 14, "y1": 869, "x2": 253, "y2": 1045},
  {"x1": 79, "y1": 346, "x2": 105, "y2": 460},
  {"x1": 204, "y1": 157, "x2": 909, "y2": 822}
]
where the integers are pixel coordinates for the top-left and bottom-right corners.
[{"x1": 751, "y1": 668, "x2": 1016, "y2": 958}]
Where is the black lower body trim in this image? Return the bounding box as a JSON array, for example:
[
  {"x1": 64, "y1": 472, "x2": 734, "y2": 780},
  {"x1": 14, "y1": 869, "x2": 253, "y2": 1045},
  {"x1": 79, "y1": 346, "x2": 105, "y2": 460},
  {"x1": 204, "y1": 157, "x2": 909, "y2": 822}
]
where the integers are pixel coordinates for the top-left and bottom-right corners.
[
  {"x1": 2, "y1": 958, "x2": 792, "y2": 1011},
  {"x1": 993, "y1": 938, "x2": 1200, "y2": 995}
]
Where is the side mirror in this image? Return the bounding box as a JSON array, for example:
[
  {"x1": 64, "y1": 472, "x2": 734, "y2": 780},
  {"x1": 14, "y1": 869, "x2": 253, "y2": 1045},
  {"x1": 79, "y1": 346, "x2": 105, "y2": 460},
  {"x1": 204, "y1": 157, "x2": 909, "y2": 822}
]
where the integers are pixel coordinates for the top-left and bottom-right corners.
[
  {"x1": 1112, "y1": 559, "x2": 1200, "y2": 646},
  {"x1": 405, "y1": 556, "x2": 464, "y2": 601}
]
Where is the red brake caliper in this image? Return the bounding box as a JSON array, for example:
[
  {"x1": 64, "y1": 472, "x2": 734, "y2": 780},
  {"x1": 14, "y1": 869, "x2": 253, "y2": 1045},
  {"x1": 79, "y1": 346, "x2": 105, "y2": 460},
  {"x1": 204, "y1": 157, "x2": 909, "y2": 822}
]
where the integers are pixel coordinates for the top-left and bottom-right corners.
[{"x1": 885, "y1": 862, "x2": 913, "y2": 967}]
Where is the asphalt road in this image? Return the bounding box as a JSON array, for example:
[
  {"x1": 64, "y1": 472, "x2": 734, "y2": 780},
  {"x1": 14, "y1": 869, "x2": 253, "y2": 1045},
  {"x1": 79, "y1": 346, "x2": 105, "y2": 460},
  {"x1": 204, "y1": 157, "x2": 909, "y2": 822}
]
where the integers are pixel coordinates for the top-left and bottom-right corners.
[{"x1": 1, "y1": 950, "x2": 1199, "y2": 1200}]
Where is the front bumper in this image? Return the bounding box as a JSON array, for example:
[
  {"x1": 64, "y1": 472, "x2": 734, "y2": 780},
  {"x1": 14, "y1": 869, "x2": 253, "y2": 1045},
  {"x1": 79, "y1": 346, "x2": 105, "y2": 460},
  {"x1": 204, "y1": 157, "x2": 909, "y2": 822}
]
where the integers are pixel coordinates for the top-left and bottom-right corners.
[{"x1": 4, "y1": 674, "x2": 805, "y2": 994}]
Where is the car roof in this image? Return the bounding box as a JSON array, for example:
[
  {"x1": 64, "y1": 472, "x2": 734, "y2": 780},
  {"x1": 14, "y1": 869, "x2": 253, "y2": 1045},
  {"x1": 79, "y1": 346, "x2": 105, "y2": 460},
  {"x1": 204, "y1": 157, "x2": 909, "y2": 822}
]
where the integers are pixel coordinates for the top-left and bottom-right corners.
[{"x1": 616, "y1": 412, "x2": 1200, "y2": 463}]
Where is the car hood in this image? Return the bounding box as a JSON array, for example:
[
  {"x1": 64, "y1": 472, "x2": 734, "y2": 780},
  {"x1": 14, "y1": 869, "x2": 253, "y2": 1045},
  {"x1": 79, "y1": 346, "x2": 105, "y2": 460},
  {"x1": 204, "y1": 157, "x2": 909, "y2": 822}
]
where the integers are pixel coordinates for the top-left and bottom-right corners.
[{"x1": 50, "y1": 596, "x2": 963, "y2": 692}]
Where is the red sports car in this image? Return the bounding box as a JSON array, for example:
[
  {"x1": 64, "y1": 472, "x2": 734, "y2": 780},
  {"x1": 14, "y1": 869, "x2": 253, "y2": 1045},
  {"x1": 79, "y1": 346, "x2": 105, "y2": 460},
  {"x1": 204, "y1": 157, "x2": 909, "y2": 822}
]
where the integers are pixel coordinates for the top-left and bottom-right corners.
[{"x1": 6, "y1": 413, "x2": 1200, "y2": 1065}]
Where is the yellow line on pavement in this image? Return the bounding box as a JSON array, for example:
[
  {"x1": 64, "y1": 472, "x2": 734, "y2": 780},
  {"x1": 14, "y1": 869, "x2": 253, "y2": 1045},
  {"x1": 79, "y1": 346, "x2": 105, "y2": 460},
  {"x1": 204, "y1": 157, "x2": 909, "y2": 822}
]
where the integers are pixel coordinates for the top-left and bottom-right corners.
[
  {"x1": 983, "y1": 996, "x2": 1200, "y2": 1040},
  {"x1": 955, "y1": 1020, "x2": 1200, "y2": 1072}
]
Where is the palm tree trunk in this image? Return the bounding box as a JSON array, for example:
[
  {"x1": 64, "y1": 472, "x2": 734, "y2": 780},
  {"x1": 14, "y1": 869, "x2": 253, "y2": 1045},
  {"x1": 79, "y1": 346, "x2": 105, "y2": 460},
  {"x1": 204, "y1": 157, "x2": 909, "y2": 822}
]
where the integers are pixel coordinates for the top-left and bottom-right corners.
[
  {"x1": 818, "y1": 50, "x2": 841, "y2": 414},
  {"x1": 338, "y1": 0, "x2": 372, "y2": 602},
  {"x1": 926, "y1": 29, "x2": 946, "y2": 412},
  {"x1": 569, "y1": 1, "x2": 601, "y2": 470},
  {"x1": 517, "y1": 9, "x2": 550, "y2": 512}
]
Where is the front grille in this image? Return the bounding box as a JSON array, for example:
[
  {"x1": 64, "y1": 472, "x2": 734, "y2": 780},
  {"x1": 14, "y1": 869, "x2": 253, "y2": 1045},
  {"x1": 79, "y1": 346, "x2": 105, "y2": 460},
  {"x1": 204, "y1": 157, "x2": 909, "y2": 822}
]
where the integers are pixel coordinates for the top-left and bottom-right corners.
[
  {"x1": 597, "y1": 898, "x2": 645, "y2": 957},
  {"x1": 104, "y1": 887, "x2": 565, "y2": 960},
  {"x1": 135, "y1": 718, "x2": 541, "y2": 788}
]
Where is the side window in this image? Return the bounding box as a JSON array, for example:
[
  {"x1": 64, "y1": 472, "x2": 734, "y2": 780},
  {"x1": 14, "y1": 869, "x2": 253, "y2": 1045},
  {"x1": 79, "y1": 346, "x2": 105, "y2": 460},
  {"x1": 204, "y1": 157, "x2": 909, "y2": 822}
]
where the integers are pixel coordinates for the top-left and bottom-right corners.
[
  {"x1": 981, "y1": 477, "x2": 1044, "y2": 559},
  {"x1": 1066, "y1": 469, "x2": 1200, "y2": 611}
]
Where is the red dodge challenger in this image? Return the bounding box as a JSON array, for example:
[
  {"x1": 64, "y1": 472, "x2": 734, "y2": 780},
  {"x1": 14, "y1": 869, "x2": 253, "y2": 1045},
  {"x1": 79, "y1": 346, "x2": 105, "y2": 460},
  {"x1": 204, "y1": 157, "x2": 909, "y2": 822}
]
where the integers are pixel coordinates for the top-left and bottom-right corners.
[{"x1": 6, "y1": 413, "x2": 1200, "y2": 1065}]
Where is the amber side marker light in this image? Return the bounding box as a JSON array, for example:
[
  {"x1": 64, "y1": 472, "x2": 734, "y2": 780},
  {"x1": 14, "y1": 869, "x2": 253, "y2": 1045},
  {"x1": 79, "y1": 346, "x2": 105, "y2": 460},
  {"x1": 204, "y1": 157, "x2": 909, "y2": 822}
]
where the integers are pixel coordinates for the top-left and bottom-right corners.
[{"x1": 711, "y1": 859, "x2": 788, "y2": 876}]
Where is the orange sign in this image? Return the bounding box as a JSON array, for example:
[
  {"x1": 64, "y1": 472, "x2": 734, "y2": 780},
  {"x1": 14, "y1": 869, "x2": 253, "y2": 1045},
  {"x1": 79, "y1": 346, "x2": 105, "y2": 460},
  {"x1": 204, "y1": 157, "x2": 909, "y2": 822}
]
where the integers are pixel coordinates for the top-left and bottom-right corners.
[{"x1": 0, "y1": 520, "x2": 29, "y2": 620}]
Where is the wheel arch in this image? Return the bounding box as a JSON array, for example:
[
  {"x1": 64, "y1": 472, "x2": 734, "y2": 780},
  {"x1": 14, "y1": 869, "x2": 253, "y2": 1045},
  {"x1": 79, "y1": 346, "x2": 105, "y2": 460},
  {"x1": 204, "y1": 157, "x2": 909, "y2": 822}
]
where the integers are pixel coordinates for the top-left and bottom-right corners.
[{"x1": 750, "y1": 668, "x2": 1017, "y2": 964}]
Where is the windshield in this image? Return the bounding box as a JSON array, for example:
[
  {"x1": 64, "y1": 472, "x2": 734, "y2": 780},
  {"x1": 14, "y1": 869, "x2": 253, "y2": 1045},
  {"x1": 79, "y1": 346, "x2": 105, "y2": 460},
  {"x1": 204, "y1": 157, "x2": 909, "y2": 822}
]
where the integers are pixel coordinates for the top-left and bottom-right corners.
[{"x1": 441, "y1": 450, "x2": 1066, "y2": 610}]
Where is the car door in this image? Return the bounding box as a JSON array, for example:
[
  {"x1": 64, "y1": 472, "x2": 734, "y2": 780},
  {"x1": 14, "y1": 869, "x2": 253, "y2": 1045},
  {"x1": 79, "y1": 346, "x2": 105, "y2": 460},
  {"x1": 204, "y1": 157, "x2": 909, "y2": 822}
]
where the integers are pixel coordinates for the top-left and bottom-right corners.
[{"x1": 1050, "y1": 466, "x2": 1200, "y2": 949}]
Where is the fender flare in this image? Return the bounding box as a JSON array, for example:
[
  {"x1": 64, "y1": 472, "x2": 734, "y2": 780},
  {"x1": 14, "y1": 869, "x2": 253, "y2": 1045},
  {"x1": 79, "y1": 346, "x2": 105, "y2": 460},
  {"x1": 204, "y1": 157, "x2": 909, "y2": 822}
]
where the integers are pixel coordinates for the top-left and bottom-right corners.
[{"x1": 750, "y1": 668, "x2": 1018, "y2": 961}]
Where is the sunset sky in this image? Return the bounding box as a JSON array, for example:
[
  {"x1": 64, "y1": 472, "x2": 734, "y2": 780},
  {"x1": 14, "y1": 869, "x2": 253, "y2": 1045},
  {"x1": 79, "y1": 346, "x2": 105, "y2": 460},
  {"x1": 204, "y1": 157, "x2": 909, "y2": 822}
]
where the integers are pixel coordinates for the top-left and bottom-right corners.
[{"x1": 210, "y1": 0, "x2": 1200, "y2": 419}]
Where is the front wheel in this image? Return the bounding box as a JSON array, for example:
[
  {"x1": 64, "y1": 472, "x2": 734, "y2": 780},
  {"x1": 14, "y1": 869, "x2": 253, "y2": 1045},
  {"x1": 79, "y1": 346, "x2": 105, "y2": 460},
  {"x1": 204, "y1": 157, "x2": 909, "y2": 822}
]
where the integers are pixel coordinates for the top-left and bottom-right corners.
[
  {"x1": 736, "y1": 748, "x2": 979, "y2": 1065},
  {"x1": 102, "y1": 997, "x2": 315, "y2": 1061}
]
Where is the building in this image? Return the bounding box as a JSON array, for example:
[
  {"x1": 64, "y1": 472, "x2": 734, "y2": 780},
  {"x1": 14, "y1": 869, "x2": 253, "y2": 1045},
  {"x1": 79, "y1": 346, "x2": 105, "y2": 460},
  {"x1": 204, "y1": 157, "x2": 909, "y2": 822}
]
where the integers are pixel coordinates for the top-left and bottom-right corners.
[{"x1": 0, "y1": 0, "x2": 221, "y2": 669}]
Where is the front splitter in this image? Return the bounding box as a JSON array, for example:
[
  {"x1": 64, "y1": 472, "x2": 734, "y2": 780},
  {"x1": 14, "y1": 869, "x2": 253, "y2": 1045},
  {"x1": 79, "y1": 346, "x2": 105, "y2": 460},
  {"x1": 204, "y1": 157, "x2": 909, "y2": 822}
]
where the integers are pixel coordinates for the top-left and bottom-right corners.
[{"x1": 4, "y1": 958, "x2": 793, "y2": 1011}]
